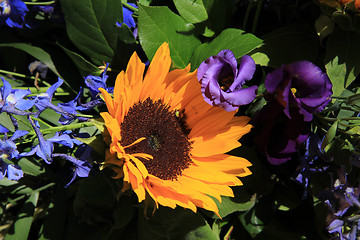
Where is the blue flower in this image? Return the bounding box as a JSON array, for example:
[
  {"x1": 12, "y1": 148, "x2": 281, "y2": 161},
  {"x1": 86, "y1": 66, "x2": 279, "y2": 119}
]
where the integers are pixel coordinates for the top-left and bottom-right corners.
[
  {"x1": 84, "y1": 63, "x2": 113, "y2": 98},
  {"x1": 57, "y1": 88, "x2": 90, "y2": 125},
  {"x1": 33, "y1": 78, "x2": 63, "y2": 113},
  {"x1": 116, "y1": 3, "x2": 137, "y2": 29},
  {"x1": 1, "y1": 78, "x2": 35, "y2": 115},
  {"x1": 24, "y1": 117, "x2": 75, "y2": 164},
  {"x1": 0, "y1": 130, "x2": 28, "y2": 180},
  {"x1": 53, "y1": 145, "x2": 92, "y2": 186},
  {"x1": 0, "y1": 0, "x2": 28, "y2": 28}
]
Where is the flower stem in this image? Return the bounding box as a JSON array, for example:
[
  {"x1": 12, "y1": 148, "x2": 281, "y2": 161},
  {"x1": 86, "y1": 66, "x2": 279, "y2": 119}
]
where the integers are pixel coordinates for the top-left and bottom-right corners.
[
  {"x1": 24, "y1": 1, "x2": 55, "y2": 5},
  {"x1": 0, "y1": 69, "x2": 51, "y2": 87},
  {"x1": 28, "y1": 121, "x2": 95, "y2": 135},
  {"x1": 122, "y1": 2, "x2": 138, "y2": 12}
]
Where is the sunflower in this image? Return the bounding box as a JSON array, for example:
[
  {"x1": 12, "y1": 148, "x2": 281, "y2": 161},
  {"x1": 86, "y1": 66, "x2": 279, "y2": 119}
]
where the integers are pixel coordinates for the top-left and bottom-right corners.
[{"x1": 99, "y1": 42, "x2": 252, "y2": 216}]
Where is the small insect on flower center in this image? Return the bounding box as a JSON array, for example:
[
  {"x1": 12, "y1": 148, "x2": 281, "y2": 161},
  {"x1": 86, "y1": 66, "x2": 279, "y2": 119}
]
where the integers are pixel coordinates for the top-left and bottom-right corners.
[{"x1": 120, "y1": 98, "x2": 192, "y2": 180}]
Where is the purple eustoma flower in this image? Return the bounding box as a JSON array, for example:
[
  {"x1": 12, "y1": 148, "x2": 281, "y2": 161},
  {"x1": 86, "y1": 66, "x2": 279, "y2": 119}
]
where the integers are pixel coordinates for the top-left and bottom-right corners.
[
  {"x1": 265, "y1": 61, "x2": 333, "y2": 121},
  {"x1": 197, "y1": 50, "x2": 258, "y2": 111},
  {"x1": 253, "y1": 101, "x2": 310, "y2": 165},
  {"x1": 0, "y1": 0, "x2": 28, "y2": 28}
]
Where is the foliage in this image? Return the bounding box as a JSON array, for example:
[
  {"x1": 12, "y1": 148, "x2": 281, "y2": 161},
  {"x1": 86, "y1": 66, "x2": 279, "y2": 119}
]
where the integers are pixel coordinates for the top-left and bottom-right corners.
[{"x1": 1, "y1": 0, "x2": 360, "y2": 239}]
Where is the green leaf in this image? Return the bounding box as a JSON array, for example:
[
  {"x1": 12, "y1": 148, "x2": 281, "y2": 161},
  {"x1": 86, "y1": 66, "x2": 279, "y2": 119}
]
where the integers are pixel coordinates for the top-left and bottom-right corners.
[
  {"x1": 58, "y1": 43, "x2": 101, "y2": 77},
  {"x1": 17, "y1": 157, "x2": 44, "y2": 176},
  {"x1": 325, "y1": 27, "x2": 360, "y2": 97},
  {"x1": 191, "y1": 28, "x2": 263, "y2": 70},
  {"x1": 138, "y1": 207, "x2": 218, "y2": 240},
  {"x1": 0, "y1": 112, "x2": 15, "y2": 132},
  {"x1": 250, "y1": 24, "x2": 320, "y2": 68},
  {"x1": 321, "y1": 120, "x2": 338, "y2": 150},
  {"x1": 210, "y1": 189, "x2": 256, "y2": 219},
  {"x1": 173, "y1": 0, "x2": 208, "y2": 24},
  {"x1": 138, "y1": 5, "x2": 201, "y2": 68},
  {"x1": 5, "y1": 192, "x2": 39, "y2": 240},
  {"x1": 239, "y1": 208, "x2": 264, "y2": 238},
  {"x1": 0, "y1": 43, "x2": 60, "y2": 76},
  {"x1": 59, "y1": 0, "x2": 123, "y2": 65}
]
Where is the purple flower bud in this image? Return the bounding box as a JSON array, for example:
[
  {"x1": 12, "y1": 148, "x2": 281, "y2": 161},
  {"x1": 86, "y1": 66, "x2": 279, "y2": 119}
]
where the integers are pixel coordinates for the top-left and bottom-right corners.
[
  {"x1": 265, "y1": 61, "x2": 333, "y2": 121},
  {"x1": 197, "y1": 50, "x2": 258, "y2": 111}
]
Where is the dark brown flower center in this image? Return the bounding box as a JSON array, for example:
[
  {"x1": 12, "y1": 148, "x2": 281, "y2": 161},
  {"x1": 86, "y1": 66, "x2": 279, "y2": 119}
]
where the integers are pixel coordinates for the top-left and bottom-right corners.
[{"x1": 120, "y1": 98, "x2": 192, "y2": 180}]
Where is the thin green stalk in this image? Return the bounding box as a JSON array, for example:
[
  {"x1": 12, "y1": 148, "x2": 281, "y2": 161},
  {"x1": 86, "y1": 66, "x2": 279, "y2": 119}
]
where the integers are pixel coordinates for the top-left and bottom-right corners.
[
  {"x1": 0, "y1": 69, "x2": 51, "y2": 87},
  {"x1": 27, "y1": 92, "x2": 71, "y2": 97},
  {"x1": 24, "y1": 1, "x2": 55, "y2": 5},
  {"x1": 15, "y1": 86, "x2": 66, "y2": 93},
  {"x1": 28, "y1": 121, "x2": 95, "y2": 135},
  {"x1": 122, "y1": 2, "x2": 138, "y2": 12},
  {"x1": 251, "y1": 0, "x2": 264, "y2": 34}
]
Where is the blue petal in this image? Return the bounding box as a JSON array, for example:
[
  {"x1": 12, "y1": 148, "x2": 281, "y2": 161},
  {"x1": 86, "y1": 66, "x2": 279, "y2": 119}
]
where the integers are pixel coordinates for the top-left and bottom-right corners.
[
  {"x1": 45, "y1": 78, "x2": 63, "y2": 100},
  {"x1": 7, "y1": 164, "x2": 23, "y2": 181},
  {"x1": 1, "y1": 78, "x2": 12, "y2": 101},
  {"x1": 49, "y1": 134, "x2": 74, "y2": 148},
  {"x1": 10, "y1": 130, "x2": 29, "y2": 140},
  {"x1": 0, "y1": 125, "x2": 9, "y2": 133}
]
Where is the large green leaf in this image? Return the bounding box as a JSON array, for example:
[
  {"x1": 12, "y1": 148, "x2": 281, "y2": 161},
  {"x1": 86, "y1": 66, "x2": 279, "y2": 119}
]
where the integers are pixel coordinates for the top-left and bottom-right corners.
[
  {"x1": 138, "y1": 207, "x2": 217, "y2": 240},
  {"x1": 0, "y1": 43, "x2": 60, "y2": 76},
  {"x1": 60, "y1": 0, "x2": 123, "y2": 65},
  {"x1": 191, "y1": 28, "x2": 263, "y2": 70},
  {"x1": 138, "y1": 5, "x2": 201, "y2": 68},
  {"x1": 173, "y1": 0, "x2": 208, "y2": 24},
  {"x1": 5, "y1": 192, "x2": 39, "y2": 240},
  {"x1": 325, "y1": 27, "x2": 360, "y2": 97},
  {"x1": 58, "y1": 43, "x2": 101, "y2": 77}
]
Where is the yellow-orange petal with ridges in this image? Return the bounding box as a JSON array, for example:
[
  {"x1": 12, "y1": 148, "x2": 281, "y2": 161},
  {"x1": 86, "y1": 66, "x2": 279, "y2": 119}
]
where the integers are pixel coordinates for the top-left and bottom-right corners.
[
  {"x1": 113, "y1": 71, "x2": 126, "y2": 109},
  {"x1": 226, "y1": 167, "x2": 252, "y2": 177},
  {"x1": 190, "y1": 135, "x2": 241, "y2": 157},
  {"x1": 186, "y1": 191, "x2": 219, "y2": 215},
  {"x1": 207, "y1": 184, "x2": 235, "y2": 198},
  {"x1": 128, "y1": 155, "x2": 149, "y2": 179},
  {"x1": 128, "y1": 170, "x2": 146, "y2": 202},
  {"x1": 164, "y1": 65, "x2": 193, "y2": 91},
  {"x1": 126, "y1": 51, "x2": 145, "y2": 88},
  {"x1": 192, "y1": 154, "x2": 252, "y2": 169},
  {"x1": 174, "y1": 176, "x2": 222, "y2": 201},
  {"x1": 125, "y1": 160, "x2": 144, "y2": 185},
  {"x1": 141, "y1": 43, "x2": 171, "y2": 100},
  {"x1": 189, "y1": 107, "x2": 235, "y2": 138},
  {"x1": 146, "y1": 177, "x2": 197, "y2": 212},
  {"x1": 182, "y1": 165, "x2": 242, "y2": 185},
  {"x1": 99, "y1": 88, "x2": 115, "y2": 117}
]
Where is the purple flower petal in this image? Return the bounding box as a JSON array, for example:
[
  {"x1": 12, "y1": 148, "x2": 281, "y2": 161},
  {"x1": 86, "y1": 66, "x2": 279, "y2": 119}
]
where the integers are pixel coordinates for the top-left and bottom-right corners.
[
  {"x1": 198, "y1": 50, "x2": 257, "y2": 111},
  {"x1": 264, "y1": 61, "x2": 332, "y2": 121}
]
